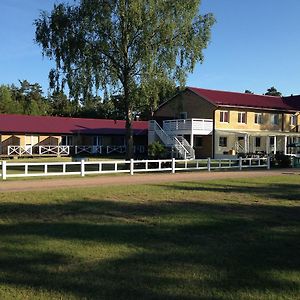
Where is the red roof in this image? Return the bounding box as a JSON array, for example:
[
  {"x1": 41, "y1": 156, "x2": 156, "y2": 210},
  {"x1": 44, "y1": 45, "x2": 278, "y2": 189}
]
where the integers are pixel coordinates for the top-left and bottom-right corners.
[
  {"x1": 188, "y1": 87, "x2": 298, "y2": 111},
  {"x1": 283, "y1": 95, "x2": 300, "y2": 110},
  {"x1": 0, "y1": 114, "x2": 148, "y2": 135}
]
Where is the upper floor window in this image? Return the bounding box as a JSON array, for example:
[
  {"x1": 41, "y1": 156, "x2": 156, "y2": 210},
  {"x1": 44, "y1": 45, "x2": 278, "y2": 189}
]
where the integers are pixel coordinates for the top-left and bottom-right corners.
[
  {"x1": 238, "y1": 112, "x2": 247, "y2": 124},
  {"x1": 290, "y1": 114, "x2": 297, "y2": 126},
  {"x1": 220, "y1": 111, "x2": 229, "y2": 123},
  {"x1": 271, "y1": 114, "x2": 279, "y2": 125},
  {"x1": 254, "y1": 113, "x2": 263, "y2": 124}
]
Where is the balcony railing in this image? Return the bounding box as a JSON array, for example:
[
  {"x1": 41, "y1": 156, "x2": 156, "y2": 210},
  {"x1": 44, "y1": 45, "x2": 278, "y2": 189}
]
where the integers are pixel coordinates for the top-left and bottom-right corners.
[{"x1": 163, "y1": 118, "x2": 213, "y2": 135}]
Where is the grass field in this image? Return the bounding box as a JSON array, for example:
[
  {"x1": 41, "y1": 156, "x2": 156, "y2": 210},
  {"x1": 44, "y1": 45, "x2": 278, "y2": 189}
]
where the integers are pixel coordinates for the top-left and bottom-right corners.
[{"x1": 0, "y1": 175, "x2": 299, "y2": 299}]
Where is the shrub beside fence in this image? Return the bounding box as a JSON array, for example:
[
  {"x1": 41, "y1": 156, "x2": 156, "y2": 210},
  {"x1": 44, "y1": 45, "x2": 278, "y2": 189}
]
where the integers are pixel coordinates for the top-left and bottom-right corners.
[{"x1": 0, "y1": 157, "x2": 270, "y2": 180}]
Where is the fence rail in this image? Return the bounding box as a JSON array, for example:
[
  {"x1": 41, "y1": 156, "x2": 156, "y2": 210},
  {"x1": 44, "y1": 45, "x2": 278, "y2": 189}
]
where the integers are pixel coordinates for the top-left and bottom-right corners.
[{"x1": 0, "y1": 157, "x2": 270, "y2": 180}]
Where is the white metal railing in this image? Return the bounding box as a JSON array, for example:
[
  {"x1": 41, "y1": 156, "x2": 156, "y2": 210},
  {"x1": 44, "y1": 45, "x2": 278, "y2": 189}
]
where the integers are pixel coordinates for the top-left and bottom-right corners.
[
  {"x1": 149, "y1": 120, "x2": 194, "y2": 159},
  {"x1": 163, "y1": 118, "x2": 213, "y2": 134},
  {"x1": 39, "y1": 146, "x2": 70, "y2": 155},
  {"x1": 0, "y1": 157, "x2": 270, "y2": 180}
]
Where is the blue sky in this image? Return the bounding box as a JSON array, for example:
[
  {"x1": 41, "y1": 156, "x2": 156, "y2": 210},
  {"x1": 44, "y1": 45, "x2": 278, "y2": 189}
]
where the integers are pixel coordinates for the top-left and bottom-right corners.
[{"x1": 0, "y1": 0, "x2": 300, "y2": 96}]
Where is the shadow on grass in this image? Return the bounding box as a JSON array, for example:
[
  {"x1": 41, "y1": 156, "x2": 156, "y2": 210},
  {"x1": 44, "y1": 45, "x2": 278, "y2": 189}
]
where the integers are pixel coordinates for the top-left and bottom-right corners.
[
  {"x1": 155, "y1": 181, "x2": 300, "y2": 201},
  {"x1": 0, "y1": 196, "x2": 299, "y2": 298}
]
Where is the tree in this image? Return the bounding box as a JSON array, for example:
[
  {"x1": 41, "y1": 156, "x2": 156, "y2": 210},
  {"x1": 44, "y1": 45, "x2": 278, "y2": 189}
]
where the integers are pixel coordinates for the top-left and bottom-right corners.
[
  {"x1": 244, "y1": 90, "x2": 254, "y2": 94},
  {"x1": 0, "y1": 85, "x2": 18, "y2": 114},
  {"x1": 35, "y1": 0, "x2": 215, "y2": 158},
  {"x1": 265, "y1": 86, "x2": 282, "y2": 97}
]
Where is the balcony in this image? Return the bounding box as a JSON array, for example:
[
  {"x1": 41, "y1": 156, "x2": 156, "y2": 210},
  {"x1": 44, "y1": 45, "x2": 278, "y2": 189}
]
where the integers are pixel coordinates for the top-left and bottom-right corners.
[{"x1": 163, "y1": 118, "x2": 213, "y2": 135}]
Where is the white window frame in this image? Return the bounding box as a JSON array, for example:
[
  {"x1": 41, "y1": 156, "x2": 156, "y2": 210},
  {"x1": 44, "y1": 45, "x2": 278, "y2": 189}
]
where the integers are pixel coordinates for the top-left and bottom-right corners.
[
  {"x1": 61, "y1": 135, "x2": 73, "y2": 146},
  {"x1": 220, "y1": 111, "x2": 229, "y2": 123},
  {"x1": 290, "y1": 114, "x2": 297, "y2": 126},
  {"x1": 254, "y1": 113, "x2": 263, "y2": 124},
  {"x1": 271, "y1": 114, "x2": 279, "y2": 125},
  {"x1": 238, "y1": 112, "x2": 247, "y2": 124}
]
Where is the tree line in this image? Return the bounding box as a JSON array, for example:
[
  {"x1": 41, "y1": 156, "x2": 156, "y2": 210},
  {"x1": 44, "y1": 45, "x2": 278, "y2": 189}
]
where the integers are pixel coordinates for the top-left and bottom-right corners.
[
  {"x1": 0, "y1": 79, "x2": 175, "y2": 119},
  {"x1": 0, "y1": 80, "x2": 283, "y2": 118}
]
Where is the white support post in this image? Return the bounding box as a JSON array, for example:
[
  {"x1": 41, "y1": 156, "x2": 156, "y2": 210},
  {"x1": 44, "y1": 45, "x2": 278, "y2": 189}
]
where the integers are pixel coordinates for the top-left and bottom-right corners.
[
  {"x1": 130, "y1": 159, "x2": 134, "y2": 175},
  {"x1": 44, "y1": 164, "x2": 48, "y2": 174},
  {"x1": 267, "y1": 156, "x2": 271, "y2": 170},
  {"x1": 63, "y1": 163, "x2": 66, "y2": 174},
  {"x1": 266, "y1": 136, "x2": 270, "y2": 154},
  {"x1": 172, "y1": 158, "x2": 176, "y2": 174},
  {"x1": 2, "y1": 161, "x2": 6, "y2": 180},
  {"x1": 25, "y1": 164, "x2": 28, "y2": 175},
  {"x1": 274, "y1": 136, "x2": 277, "y2": 154},
  {"x1": 115, "y1": 162, "x2": 118, "y2": 172},
  {"x1": 207, "y1": 157, "x2": 211, "y2": 172},
  {"x1": 284, "y1": 136, "x2": 287, "y2": 155},
  {"x1": 81, "y1": 159, "x2": 85, "y2": 177},
  {"x1": 239, "y1": 157, "x2": 243, "y2": 171}
]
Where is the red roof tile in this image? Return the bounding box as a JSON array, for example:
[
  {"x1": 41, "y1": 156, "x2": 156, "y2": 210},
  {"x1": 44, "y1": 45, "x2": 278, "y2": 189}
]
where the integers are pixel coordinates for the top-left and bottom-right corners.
[
  {"x1": 0, "y1": 114, "x2": 148, "y2": 135},
  {"x1": 188, "y1": 87, "x2": 297, "y2": 111}
]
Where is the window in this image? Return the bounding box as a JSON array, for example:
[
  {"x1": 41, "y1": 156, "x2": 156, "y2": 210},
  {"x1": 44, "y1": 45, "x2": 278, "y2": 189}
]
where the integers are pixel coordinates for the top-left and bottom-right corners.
[
  {"x1": 238, "y1": 112, "x2": 247, "y2": 124},
  {"x1": 179, "y1": 112, "x2": 187, "y2": 119},
  {"x1": 271, "y1": 114, "x2": 279, "y2": 125},
  {"x1": 93, "y1": 136, "x2": 102, "y2": 146},
  {"x1": 220, "y1": 111, "x2": 229, "y2": 123},
  {"x1": 61, "y1": 136, "x2": 73, "y2": 146},
  {"x1": 290, "y1": 114, "x2": 297, "y2": 126},
  {"x1": 255, "y1": 137, "x2": 261, "y2": 148},
  {"x1": 254, "y1": 113, "x2": 263, "y2": 124},
  {"x1": 219, "y1": 136, "x2": 227, "y2": 147}
]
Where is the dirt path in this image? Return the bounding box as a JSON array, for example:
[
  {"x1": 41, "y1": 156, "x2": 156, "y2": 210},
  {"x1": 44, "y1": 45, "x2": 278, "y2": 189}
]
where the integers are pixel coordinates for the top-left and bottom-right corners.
[{"x1": 0, "y1": 169, "x2": 299, "y2": 193}]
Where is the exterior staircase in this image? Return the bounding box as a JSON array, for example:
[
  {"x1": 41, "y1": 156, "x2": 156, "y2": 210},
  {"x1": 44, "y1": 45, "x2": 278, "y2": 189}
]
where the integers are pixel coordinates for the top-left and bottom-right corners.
[{"x1": 149, "y1": 120, "x2": 195, "y2": 159}]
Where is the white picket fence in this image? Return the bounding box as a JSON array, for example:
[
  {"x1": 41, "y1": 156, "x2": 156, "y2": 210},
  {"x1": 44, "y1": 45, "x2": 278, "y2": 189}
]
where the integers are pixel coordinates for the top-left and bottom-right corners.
[{"x1": 0, "y1": 157, "x2": 270, "y2": 180}]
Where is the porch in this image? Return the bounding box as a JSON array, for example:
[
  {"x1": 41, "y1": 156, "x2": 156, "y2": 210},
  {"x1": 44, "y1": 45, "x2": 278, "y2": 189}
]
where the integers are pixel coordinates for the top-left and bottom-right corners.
[
  {"x1": 1, "y1": 145, "x2": 146, "y2": 157},
  {"x1": 215, "y1": 130, "x2": 300, "y2": 158}
]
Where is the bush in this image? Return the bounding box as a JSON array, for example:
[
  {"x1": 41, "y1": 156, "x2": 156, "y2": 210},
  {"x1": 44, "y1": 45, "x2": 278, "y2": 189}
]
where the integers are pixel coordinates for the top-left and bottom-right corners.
[
  {"x1": 271, "y1": 153, "x2": 291, "y2": 168},
  {"x1": 148, "y1": 141, "x2": 166, "y2": 159}
]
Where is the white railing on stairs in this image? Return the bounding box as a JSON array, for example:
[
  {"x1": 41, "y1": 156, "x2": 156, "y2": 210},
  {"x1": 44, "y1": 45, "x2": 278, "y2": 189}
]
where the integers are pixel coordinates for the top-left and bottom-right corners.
[{"x1": 149, "y1": 120, "x2": 195, "y2": 159}]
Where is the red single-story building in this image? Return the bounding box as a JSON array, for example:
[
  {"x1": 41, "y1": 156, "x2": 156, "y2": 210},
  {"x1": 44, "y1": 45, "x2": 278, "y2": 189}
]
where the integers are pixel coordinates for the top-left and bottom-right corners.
[{"x1": 0, "y1": 114, "x2": 148, "y2": 157}]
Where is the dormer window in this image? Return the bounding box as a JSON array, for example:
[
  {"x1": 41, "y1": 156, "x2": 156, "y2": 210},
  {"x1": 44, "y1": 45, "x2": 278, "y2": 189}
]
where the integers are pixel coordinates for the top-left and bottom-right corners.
[{"x1": 220, "y1": 111, "x2": 229, "y2": 123}]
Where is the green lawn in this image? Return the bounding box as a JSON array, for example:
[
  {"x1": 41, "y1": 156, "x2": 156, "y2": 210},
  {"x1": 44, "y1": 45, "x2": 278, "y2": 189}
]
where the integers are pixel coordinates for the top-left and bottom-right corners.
[{"x1": 0, "y1": 176, "x2": 299, "y2": 299}]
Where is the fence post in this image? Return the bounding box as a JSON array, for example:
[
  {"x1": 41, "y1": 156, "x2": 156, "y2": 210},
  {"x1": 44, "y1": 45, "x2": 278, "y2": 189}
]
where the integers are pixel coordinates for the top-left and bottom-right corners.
[
  {"x1": 239, "y1": 157, "x2": 243, "y2": 171},
  {"x1": 2, "y1": 161, "x2": 6, "y2": 180},
  {"x1": 267, "y1": 156, "x2": 271, "y2": 170},
  {"x1": 81, "y1": 159, "x2": 85, "y2": 177},
  {"x1": 130, "y1": 159, "x2": 134, "y2": 175},
  {"x1": 207, "y1": 157, "x2": 211, "y2": 172},
  {"x1": 172, "y1": 158, "x2": 176, "y2": 174}
]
